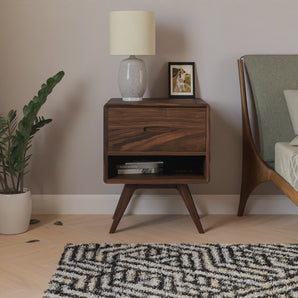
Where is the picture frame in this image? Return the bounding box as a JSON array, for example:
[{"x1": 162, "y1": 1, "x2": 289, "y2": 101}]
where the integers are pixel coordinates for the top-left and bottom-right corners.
[{"x1": 168, "y1": 62, "x2": 195, "y2": 98}]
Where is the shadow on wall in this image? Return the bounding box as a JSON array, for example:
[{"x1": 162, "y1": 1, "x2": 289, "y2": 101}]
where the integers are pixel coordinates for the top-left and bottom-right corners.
[{"x1": 27, "y1": 82, "x2": 87, "y2": 194}]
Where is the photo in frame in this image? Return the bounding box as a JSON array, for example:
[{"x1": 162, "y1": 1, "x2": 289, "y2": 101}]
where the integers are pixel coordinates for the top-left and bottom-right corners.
[{"x1": 168, "y1": 62, "x2": 195, "y2": 98}]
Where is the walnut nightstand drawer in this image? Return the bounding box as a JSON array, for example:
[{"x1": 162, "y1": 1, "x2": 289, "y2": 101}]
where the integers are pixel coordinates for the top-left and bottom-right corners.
[
  {"x1": 108, "y1": 107, "x2": 206, "y2": 127},
  {"x1": 107, "y1": 107, "x2": 207, "y2": 154}
]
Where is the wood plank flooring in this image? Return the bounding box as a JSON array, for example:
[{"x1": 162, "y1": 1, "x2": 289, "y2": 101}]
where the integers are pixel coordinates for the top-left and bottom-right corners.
[{"x1": 1, "y1": 214, "x2": 298, "y2": 297}]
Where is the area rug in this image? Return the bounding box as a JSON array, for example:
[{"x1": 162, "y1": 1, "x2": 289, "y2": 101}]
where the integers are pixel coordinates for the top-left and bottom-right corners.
[{"x1": 44, "y1": 243, "x2": 298, "y2": 297}]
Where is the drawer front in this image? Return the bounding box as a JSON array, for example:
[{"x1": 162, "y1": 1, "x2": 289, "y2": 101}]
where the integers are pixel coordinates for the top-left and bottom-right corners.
[
  {"x1": 108, "y1": 108, "x2": 205, "y2": 128},
  {"x1": 107, "y1": 107, "x2": 207, "y2": 153}
]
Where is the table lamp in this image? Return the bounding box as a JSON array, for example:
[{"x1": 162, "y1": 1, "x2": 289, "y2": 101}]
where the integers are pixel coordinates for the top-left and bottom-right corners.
[{"x1": 110, "y1": 11, "x2": 155, "y2": 101}]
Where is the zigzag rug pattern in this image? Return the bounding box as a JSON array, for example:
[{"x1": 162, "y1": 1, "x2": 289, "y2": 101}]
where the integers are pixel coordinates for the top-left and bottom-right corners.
[{"x1": 44, "y1": 243, "x2": 298, "y2": 297}]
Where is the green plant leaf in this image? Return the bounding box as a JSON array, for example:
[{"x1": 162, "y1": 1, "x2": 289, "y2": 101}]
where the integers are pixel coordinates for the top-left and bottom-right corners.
[
  {"x1": 8, "y1": 110, "x2": 16, "y2": 122},
  {"x1": 30, "y1": 219, "x2": 40, "y2": 224},
  {"x1": 54, "y1": 221, "x2": 63, "y2": 226},
  {"x1": 0, "y1": 71, "x2": 64, "y2": 194},
  {"x1": 26, "y1": 239, "x2": 40, "y2": 243}
]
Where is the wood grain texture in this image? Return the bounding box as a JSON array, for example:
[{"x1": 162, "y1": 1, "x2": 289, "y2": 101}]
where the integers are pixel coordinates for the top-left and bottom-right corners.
[
  {"x1": 106, "y1": 98, "x2": 208, "y2": 107},
  {"x1": 204, "y1": 104, "x2": 210, "y2": 182},
  {"x1": 237, "y1": 59, "x2": 298, "y2": 215},
  {"x1": 104, "y1": 174, "x2": 208, "y2": 184},
  {"x1": 104, "y1": 98, "x2": 210, "y2": 183},
  {"x1": 108, "y1": 107, "x2": 206, "y2": 153},
  {"x1": 108, "y1": 107, "x2": 206, "y2": 127},
  {"x1": 108, "y1": 127, "x2": 206, "y2": 153}
]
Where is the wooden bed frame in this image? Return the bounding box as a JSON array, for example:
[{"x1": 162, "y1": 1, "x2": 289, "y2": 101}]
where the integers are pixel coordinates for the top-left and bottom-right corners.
[{"x1": 237, "y1": 58, "x2": 298, "y2": 216}]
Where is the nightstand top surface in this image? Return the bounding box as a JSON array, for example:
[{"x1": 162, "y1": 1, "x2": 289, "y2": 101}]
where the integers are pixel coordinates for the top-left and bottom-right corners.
[{"x1": 106, "y1": 98, "x2": 208, "y2": 107}]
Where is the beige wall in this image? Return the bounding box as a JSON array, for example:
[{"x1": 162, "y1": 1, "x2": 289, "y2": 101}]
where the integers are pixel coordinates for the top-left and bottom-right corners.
[{"x1": 0, "y1": 0, "x2": 297, "y2": 195}]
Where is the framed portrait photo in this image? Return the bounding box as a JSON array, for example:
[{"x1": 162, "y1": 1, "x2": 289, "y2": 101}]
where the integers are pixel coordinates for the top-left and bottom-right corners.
[{"x1": 168, "y1": 62, "x2": 195, "y2": 98}]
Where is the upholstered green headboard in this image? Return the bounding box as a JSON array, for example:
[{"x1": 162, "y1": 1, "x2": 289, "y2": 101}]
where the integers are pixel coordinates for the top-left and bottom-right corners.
[{"x1": 243, "y1": 55, "x2": 297, "y2": 168}]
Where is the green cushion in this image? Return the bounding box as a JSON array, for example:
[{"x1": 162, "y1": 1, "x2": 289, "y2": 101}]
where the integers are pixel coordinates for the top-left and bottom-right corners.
[
  {"x1": 283, "y1": 90, "x2": 298, "y2": 135},
  {"x1": 243, "y1": 55, "x2": 297, "y2": 166}
]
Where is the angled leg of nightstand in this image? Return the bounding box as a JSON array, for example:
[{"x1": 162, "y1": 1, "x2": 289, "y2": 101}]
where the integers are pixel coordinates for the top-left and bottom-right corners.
[
  {"x1": 177, "y1": 184, "x2": 204, "y2": 233},
  {"x1": 112, "y1": 184, "x2": 134, "y2": 220},
  {"x1": 110, "y1": 183, "x2": 204, "y2": 234},
  {"x1": 110, "y1": 184, "x2": 136, "y2": 233}
]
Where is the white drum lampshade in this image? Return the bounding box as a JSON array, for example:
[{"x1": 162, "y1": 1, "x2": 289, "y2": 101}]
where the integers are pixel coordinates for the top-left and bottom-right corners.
[{"x1": 110, "y1": 11, "x2": 155, "y2": 101}]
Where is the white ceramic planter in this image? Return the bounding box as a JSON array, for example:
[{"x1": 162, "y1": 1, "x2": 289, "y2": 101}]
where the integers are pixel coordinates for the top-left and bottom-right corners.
[{"x1": 0, "y1": 190, "x2": 32, "y2": 234}]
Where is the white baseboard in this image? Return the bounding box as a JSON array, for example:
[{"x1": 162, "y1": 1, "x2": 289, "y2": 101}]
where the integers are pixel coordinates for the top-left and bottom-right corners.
[{"x1": 32, "y1": 194, "x2": 298, "y2": 215}]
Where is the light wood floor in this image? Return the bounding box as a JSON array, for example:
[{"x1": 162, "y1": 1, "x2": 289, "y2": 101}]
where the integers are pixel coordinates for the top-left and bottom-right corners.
[{"x1": 1, "y1": 214, "x2": 298, "y2": 297}]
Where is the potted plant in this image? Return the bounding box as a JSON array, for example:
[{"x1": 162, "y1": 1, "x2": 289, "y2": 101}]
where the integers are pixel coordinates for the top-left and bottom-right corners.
[{"x1": 0, "y1": 71, "x2": 64, "y2": 234}]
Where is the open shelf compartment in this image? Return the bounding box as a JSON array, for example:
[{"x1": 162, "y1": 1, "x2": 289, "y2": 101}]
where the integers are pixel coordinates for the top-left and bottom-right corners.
[{"x1": 105, "y1": 155, "x2": 208, "y2": 184}]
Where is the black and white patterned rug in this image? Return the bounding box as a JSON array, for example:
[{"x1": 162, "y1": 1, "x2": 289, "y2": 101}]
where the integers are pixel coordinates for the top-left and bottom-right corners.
[{"x1": 44, "y1": 243, "x2": 298, "y2": 297}]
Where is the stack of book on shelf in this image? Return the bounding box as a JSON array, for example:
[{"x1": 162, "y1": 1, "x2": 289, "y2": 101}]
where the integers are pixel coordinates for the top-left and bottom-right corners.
[{"x1": 117, "y1": 161, "x2": 164, "y2": 175}]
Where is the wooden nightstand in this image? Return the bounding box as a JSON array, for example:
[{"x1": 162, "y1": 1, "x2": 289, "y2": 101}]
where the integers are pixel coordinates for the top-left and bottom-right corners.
[{"x1": 104, "y1": 98, "x2": 210, "y2": 233}]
